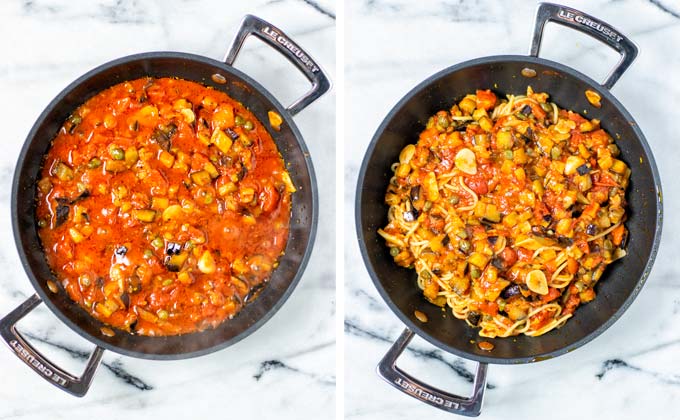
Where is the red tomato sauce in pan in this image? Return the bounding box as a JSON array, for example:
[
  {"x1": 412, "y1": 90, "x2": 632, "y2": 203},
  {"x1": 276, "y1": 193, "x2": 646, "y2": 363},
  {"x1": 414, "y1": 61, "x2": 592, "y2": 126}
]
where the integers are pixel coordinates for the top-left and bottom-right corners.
[{"x1": 35, "y1": 77, "x2": 293, "y2": 336}]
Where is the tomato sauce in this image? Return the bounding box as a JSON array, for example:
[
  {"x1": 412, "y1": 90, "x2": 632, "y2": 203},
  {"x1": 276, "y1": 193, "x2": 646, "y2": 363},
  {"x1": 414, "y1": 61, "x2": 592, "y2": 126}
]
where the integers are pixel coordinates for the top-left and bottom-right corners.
[{"x1": 36, "y1": 77, "x2": 293, "y2": 336}]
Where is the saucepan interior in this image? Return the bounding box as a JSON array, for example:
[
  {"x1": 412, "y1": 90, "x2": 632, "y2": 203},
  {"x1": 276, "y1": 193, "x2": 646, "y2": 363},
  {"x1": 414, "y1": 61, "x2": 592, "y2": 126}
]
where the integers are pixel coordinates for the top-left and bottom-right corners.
[
  {"x1": 357, "y1": 55, "x2": 662, "y2": 364},
  {"x1": 12, "y1": 52, "x2": 317, "y2": 359}
]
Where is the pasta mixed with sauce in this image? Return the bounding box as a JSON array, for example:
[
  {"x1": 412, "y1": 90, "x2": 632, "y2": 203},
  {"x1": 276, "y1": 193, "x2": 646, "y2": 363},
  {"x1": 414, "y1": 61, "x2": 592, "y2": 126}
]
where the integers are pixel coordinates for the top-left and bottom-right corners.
[
  {"x1": 379, "y1": 87, "x2": 629, "y2": 338},
  {"x1": 36, "y1": 77, "x2": 293, "y2": 336}
]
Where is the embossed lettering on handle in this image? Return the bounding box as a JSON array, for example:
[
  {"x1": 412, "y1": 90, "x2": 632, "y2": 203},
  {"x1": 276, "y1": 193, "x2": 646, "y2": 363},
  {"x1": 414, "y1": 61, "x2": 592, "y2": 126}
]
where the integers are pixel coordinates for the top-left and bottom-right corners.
[
  {"x1": 225, "y1": 15, "x2": 331, "y2": 116},
  {"x1": 0, "y1": 294, "x2": 104, "y2": 397},
  {"x1": 530, "y1": 3, "x2": 638, "y2": 89},
  {"x1": 377, "y1": 328, "x2": 488, "y2": 416}
]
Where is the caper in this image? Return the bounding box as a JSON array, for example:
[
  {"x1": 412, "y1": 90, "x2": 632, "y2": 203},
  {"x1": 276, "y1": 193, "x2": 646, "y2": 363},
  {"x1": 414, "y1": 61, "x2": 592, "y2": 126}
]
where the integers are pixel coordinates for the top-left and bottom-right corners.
[
  {"x1": 459, "y1": 239, "x2": 471, "y2": 253},
  {"x1": 235, "y1": 115, "x2": 245, "y2": 126},
  {"x1": 37, "y1": 219, "x2": 47, "y2": 228},
  {"x1": 437, "y1": 115, "x2": 449, "y2": 129},
  {"x1": 157, "y1": 309, "x2": 169, "y2": 320},
  {"x1": 110, "y1": 147, "x2": 125, "y2": 160},
  {"x1": 162, "y1": 278, "x2": 173, "y2": 287},
  {"x1": 144, "y1": 249, "x2": 154, "y2": 258},
  {"x1": 390, "y1": 247, "x2": 400, "y2": 257},
  {"x1": 515, "y1": 112, "x2": 527, "y2": 120},
  {"x1": 448, "y1": 195, "x2": 460, "y2": 205},
  {"x1": 470, "y1": 266, "x2": 481, "y2": 279},
  {"x1": 540, "y1": 102, "x2": 552, "y2": 113},
  {"x1": 88, "y1": 157, "x2": 102, "y2": 169},
  {"x1": 504, "y1": 150, "x2": 514, "y2": 160},
  {"x1": 204, "y1": 193, "x2": 214, "y2": 204},
  {"x1": 456, "y1": 229, "x2": 468, "y2": 239},
  {"x1": 243, "y1": 120, "x2": 254, "y2": 131}
]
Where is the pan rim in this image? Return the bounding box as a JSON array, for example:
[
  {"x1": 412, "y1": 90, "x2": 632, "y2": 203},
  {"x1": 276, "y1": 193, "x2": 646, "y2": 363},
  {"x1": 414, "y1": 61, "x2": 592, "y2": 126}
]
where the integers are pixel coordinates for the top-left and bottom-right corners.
[
  {"x1": 355, "y1": 54, "x2": 663, "y2": 364},
  {"x1": 11, "y1": 51, "x2": 319, "y2": 360}
]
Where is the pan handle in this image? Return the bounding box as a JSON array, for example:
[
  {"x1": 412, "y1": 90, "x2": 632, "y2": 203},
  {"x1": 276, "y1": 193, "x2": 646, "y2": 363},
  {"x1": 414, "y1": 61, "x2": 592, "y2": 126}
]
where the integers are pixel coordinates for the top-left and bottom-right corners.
[
  {"x1": 224, "y1": 15, "x2": 332, "y2": 116},
  {"x1": 529, "y1": 2, "x2": 638, "y2": 89},
  {"x1": 377, "y1": 328, "x2": 488, "y2": 416},
  {"x1": 0, "y1": 294, "x2": 104, "y2": 397}
]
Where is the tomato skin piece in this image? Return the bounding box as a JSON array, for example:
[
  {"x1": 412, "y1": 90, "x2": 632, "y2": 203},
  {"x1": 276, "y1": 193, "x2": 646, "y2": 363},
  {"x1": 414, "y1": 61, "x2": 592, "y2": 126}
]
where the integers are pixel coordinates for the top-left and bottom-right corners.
[
  {"x1": 259, "y1": 184, "x2": 280, "y2": 214},
  {"x1": 475, "y1": 89, "x2": 497, "y2": 111},
  {"x1": 479, "y1": 301, "x2": 499, "y2": 316},
  {"x1": 540, "y1": 287, "x2": 561, "y2": 303},
  {"x1": 465, "y1": 175, "x2": 488, "y2": 195},
  {"x1": 516, "y1": 247, "x2": 533, "y2": 263},
  {"x1": 499, "y1": 247, "x2": 518, "y2": 267}
]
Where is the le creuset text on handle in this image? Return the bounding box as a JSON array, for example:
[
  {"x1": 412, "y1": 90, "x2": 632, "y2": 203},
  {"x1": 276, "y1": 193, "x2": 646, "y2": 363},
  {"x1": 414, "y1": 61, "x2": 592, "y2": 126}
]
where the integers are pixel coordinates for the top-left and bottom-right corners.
[
  {"x1": 377, "y1": 328, "x2": 488, "y2": 417},
  {"x1": 0, "y1": 294, "x2": 104, "y2": 397},
  {"x1": 530, "y1": 2, "x2": 638, "y2": 89},
  {"x1": 224, "y1": 14, "x2": 331, "y2": 116}
]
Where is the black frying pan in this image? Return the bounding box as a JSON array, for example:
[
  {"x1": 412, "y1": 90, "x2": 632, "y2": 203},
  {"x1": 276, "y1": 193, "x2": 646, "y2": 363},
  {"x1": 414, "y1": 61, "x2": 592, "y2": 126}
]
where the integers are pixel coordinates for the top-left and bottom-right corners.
[
  {"x1": 0, "y1": 15, "x2": 330, "y2": 397},
  {"x1": 356, "y1": 3, "x2": 661, "y2": 416}
]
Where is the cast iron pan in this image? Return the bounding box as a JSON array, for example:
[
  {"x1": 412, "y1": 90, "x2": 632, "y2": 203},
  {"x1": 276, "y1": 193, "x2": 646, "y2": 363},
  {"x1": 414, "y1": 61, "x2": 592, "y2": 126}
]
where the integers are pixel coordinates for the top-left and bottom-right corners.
[
  {"x1": 356, "y1": 3, "x2": 661, "y2": 416},
  {"x1": 0, "y1": 15, "x2": 330, "y2": 397}
]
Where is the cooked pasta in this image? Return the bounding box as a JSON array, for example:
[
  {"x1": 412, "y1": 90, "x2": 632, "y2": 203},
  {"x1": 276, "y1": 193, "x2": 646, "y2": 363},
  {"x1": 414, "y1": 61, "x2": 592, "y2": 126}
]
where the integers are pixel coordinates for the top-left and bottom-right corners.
[{"x1": 379, "y1": 87, "x2": 629, "y2": 338}]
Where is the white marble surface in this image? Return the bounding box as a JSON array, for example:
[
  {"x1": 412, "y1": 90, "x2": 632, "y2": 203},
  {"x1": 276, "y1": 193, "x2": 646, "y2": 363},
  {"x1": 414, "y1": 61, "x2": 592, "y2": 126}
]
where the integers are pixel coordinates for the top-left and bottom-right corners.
[
  {"x1": 0, "y1": 1, "x2": 335, "y2": 419},
  {"x1": 345, "y1": 0, "x2": 680, "y2": 418}
]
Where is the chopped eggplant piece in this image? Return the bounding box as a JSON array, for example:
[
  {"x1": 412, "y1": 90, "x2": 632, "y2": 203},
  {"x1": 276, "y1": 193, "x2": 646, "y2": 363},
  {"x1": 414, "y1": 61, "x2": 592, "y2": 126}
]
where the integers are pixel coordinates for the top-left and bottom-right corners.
[
  {"x1": 487, "y1": 235, "x2": 498, "y2": 245},
  {"x1": 55, "y1": 203, "x2": 70, "y2": 227},
  {"x1": 410, "y1": 185, "x2": 421, "y2": 202},
  {"x1": 520, "y1": 104, "x2": 532, "y2": 115},
  {"x1": 557, "y1": 236, "x2": 574, "y2": 246},
  {"x1": 491, "y1": 256, "x2": 505, "y2": 270},
  {"x1": 151, "y1": 123, "x2": 178, "y2": 150},
  {"x1": 114, "y1": 245, "x2": 128, "y2": 256},
  {"x1": 225, "y1": 127, "x2": 240, "y2": 140},
  {"x1": 166, "y1": 242, "x2": 182, "y2": 255},
  {"x1": 165, "y1": 252, "x2": 188, "y2": 272},
  {"x1": 128, "y1": 274, "x2": 141, "y2": 293},
  {"x1": 576, "y1": 164, "x2": 590, "y2": 175},
  {"x1": 121, "y1": 292, "x2": 130, "y2": 308},
  {"x1": 501, "y1": 284, "x2": 522, "y2": 299},
  {"x1": 403, "y1": 210, "x2": 416, "y2": 222},
  {"x1": 467, "y1": 311, "x2": 481, "y2": 326},
  {"x1": 586, "y1": 224, "x2": 597, "y2": 235},
  {"x1": 454, "y1": 122, "x2": 470, "y2": 132}
]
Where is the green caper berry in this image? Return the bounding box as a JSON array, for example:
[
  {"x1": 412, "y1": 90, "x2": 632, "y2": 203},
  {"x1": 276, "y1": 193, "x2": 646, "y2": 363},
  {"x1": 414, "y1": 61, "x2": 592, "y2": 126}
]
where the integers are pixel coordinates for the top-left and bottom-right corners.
[
  {"x1": 459, "y1": 240, "x2": 471, "y2": 253},
  {"x1": 504, "y1": 150, "x2": 514, "y2": 160},
  {"x1": 88, "y1": 158, "x2": 102, "y2": 169},
  {"x1": 37, "y1": 219, "x2": 47, "y2": 228},
  {"x1": 437, "y1": 115, "x2": 449, "y2": 129},
  {"x1": 390, "y1": 247, "x2": 400, "y2": 257},
  {"x1": 235, "y1": 115, "x2": 245, "y2": 126},
  {"x1": 157, "y1": 309, "x2": 169, "y2": 320},
  {"x1": 448, "y1": 195, "x2": 460, "y2": 205},
  {"x1": 110, "y1": 148, "x2": 125, "y2": 160},
  {"x1": 470, "y1": 266, "x2": 481, "y2": 279},
  {"x1": 162, "y1": 279, "x2": 173, "y2": 287},
  {"x1": 144, "y1": 249, "x2": 154, "y2": 258},
  {"x1": 243, "y1": 120, "x2": 254, "y2": 131}
]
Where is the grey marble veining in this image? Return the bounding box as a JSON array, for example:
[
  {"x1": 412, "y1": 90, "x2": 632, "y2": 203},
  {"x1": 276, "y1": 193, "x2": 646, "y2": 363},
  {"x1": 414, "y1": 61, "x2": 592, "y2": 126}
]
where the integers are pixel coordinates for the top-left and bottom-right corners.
[
  {"x1": 0, "y1": 0, "x2": 335, "y2": 418},
  {"x1": 345, "y1": 0, "x2": 680, "y2": 418}
]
